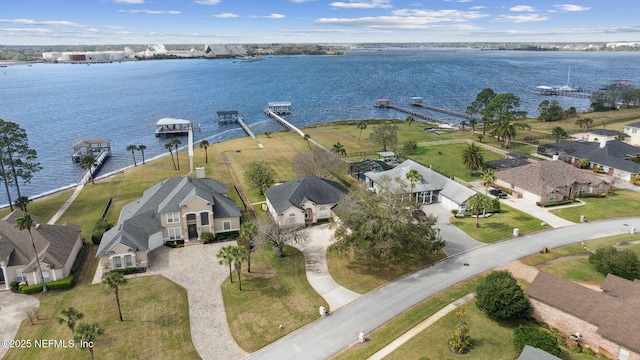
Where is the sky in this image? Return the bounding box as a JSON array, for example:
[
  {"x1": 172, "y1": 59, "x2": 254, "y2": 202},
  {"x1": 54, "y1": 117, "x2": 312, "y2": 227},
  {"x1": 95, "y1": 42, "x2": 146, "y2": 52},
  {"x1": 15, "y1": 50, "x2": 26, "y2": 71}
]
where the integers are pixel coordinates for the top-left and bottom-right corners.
[{"x1": 1, "y1": 0, "x2": 639, "y2": 45}]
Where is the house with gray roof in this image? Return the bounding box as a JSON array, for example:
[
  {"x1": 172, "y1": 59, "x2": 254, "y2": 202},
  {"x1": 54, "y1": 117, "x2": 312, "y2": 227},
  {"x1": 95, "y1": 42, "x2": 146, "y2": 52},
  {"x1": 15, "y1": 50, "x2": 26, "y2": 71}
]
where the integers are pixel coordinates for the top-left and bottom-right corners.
[
  {"x1": 518, "y1": 345, "x2": 561, "y2": 360},
  {"x1": 495, "y1": 160, "x2": 609, "y2": 204},
  {"x1": 363, "y1": 159, "x2": 476, "y2": 213},
  {"x1": 527, "y1": 271, "x2": 640, "y2": 360},
  {"x1": 538, "y1": 139, "x2": 640, "y2": 182},
  {"x1": 0, "y1": 210, "x2": 82, "y2": 289},
  {"x1": 572, "y1": 128, "x2": 627, "y2": 143},
  {"x1": 265, "y1": 176, "x2": 347, "y2": 226},
  {"x1": 97, "y1": 176, "x2": 241, "y2": 274}
]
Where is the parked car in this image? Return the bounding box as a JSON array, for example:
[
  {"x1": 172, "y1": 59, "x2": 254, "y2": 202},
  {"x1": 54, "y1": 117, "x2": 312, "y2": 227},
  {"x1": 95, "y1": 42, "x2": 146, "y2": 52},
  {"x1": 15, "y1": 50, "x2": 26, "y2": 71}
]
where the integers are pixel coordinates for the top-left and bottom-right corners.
[{"x1": 489, "y1": 189, "x2": 508, "y2": 199}]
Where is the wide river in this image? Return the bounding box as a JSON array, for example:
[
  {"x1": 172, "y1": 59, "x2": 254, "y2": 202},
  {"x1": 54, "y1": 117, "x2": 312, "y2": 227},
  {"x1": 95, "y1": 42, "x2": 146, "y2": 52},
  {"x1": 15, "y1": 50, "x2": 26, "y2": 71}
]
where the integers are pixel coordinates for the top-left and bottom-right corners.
[{"x1": 1, "y1": 48, "x2": 639, "y2": 206}]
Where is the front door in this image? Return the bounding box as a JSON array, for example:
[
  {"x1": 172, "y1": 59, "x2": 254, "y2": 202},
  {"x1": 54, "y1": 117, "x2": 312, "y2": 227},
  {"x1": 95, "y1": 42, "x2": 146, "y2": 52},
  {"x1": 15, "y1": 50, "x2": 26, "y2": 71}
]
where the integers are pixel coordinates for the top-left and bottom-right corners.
[{"x1": 187, "y1": 224, "x2": 198, "y2": 240}]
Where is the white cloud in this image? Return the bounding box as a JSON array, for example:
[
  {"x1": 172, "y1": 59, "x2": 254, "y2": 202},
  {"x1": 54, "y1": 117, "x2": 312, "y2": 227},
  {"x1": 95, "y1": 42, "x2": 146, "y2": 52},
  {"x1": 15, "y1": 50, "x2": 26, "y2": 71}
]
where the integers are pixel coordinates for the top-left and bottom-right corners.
[
  {"x1": 315, "y1": 15, "x2": 482, "y2": 30},
  {"x1": 0, "y1": 27, "x2": 53, "y2": 33},
  {"x1": 492, "y1": 14, "x2": 548, "y2": 23},
  {"x1": 264, "y1": 13, "x2": 286, "y2": 19},
  {"x1": 470, "y1": 6, "x2": 485, "y2": 10},
  {"x1": 510, "y1": 5, "x2": 535, "y2": 12},
  {"x1": 392, "y1": 9, "x2": 488, "y2": 20},
  {"x1": 117, "y1": 9, "x2": 181, "y2": 14},
  {"x1": 0, "y1": 19, "x2": 83, "y2": 27},
  {"x1": 290, "y1": 0, "x2": 315, "y2": 3},
  {"x1": 553, "y1": 4, "x2": 591, "y2": 12},
  {"x1": 112, "y1": 0, "x2": 145, "y2": 4},
  {"x1": 330, "y1": 0, "x2": 392, "y2": 9},
  {"x1": 194, "y1": 0, "x2": 222, "y2": 5},
  {"x1": 103, "y1": 25, "x2": 124, "y2": 29},
  {"x1": 212, "y1": 13, "x2": 239, "y2": 18}
]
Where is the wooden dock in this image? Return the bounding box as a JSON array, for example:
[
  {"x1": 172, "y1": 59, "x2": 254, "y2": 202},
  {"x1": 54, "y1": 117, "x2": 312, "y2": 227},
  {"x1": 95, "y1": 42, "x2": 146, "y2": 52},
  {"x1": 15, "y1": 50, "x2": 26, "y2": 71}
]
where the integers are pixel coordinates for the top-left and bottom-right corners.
[
  {"x1": 236, "y1": 115, "x2": 256, "y2": 139},
  {"x1": 411, "y1": 101, "x2": 481, "y2": 121},
  {"x1": 78, "y1": 149, "x2": 109, "y2": 184},
  {"x1": 264, "y1": 108, "x2": 305, "y2": 137},
  {"x1": 378, "y1": 102, "x2": 453, "y2": 126}
]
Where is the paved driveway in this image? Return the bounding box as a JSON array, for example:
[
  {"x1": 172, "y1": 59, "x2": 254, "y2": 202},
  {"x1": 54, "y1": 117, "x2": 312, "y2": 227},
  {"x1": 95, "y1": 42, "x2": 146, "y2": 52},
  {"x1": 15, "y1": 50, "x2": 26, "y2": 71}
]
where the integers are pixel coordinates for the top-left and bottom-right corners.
[
  {"x1": 421, "y1": 203, "x2": 485, "y2": 255},
  {"x1": 0, "y1": 291, "x2": 39, "y2": 359}
]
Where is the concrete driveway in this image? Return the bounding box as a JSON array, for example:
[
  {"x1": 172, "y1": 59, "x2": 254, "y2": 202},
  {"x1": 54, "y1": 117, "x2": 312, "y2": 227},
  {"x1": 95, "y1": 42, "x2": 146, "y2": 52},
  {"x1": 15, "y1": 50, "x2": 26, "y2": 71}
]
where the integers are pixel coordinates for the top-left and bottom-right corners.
[
  {"x1": 0, "y1": 291, "x2": 39, "y2": 359},
  {"x1": 421, "y1": 203, "x2": 485, "y2": 255}
]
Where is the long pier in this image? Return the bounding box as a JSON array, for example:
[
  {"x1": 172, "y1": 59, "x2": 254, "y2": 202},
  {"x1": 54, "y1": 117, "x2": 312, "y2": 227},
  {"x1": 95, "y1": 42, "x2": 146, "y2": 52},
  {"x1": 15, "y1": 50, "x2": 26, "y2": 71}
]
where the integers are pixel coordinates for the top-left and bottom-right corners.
[
  {"x1": 236, "y1": 115, "x2": 256, "y2": 139},
  {"x1": 78, "y1": 149, "x2": 109, "y2": 184},
  {"x1": 382, "y1": 103, "x2": 453, "y2": 126},
  {"x1": 264, "y1": 108, "x2": 305, "y2": 137},
  {"x1": 411, "y1": 102, "x2": 481, "y2": 121}
]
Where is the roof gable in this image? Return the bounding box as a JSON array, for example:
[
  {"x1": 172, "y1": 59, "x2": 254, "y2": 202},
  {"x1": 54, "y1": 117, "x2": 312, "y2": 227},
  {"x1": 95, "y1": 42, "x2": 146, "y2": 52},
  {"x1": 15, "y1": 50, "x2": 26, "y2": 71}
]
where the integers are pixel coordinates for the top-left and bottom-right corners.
[{"x1": 265, "y1": 176, "x2": 348, "y2": 215}]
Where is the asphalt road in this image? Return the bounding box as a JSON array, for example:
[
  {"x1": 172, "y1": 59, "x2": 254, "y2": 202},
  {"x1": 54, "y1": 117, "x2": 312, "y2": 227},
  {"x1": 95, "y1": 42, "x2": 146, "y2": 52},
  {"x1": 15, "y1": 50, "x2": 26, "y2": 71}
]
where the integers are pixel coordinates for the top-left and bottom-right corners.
[{"x1": 246, "y1": 218, "x2": 639, "y2": 360}]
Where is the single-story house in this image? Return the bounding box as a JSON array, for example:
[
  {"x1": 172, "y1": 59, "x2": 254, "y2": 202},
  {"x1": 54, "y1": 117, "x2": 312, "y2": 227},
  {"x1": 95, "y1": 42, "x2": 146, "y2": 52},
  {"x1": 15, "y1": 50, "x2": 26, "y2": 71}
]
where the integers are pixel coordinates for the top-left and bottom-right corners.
[
  {"x1": 572, "y1": 129, "x2": 627, "y2": 143},
  {"x1": 0, "y1": 210, "x2": 82, "y2": 289},
  {"x1": 363, "y1": 159, "x2": 476, "y2": 213},
  {"x1": 265, "y1": 176, "x2": 348, "y2": 226},
  {"x1": 623, "y1": 121, "x2": 640, "y2": 146},
  {"x1": 518, "y1": 345, "x2": 561, "y2": 360},
  {"x1": 527, "y1": 271, "x2": 640, "y2": 360},
  {"x1": 495, "y1": 160, "x2": 609, "y2": 204},
  {"x1": 349, "y1": 158, "x2": 393, "y2": 181},
  {"x1": 97, "y1": 176, "x2": 241, "y2": 274},
  {"x1": 538, "y1": 139, "x2": 640, "y2": 182}
]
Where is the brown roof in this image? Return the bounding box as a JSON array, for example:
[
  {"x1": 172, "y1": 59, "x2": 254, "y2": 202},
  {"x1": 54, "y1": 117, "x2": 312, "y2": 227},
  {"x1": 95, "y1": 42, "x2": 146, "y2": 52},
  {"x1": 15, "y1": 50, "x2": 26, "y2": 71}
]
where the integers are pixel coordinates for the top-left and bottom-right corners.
[
  {"x1": 528, "y1": 271, "x2": 640, "y2": 353},
  {"x1": 497, "y1": 160, "x2": 608, "y2": 196}
]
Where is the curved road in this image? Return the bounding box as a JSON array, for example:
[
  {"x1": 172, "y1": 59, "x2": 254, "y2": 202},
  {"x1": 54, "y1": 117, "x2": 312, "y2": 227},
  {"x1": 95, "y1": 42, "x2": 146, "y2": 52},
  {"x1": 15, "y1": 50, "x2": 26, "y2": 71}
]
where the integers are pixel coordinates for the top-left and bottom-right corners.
[{"x1": 247, "y1": 218, "x2": 640, "y2": 360}]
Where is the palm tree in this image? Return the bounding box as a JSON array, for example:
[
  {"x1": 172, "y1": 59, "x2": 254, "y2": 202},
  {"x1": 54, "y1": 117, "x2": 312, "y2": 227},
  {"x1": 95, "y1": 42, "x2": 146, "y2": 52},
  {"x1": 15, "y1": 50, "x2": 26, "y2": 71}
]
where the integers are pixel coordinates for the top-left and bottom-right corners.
[
  {"x1": 14, "y1": 195, "x2": 30, "y2": 211},
  {"x1": 405, "y1": 115, "x2": 415, "y2": 128},
  {"x1": 405, "y1": 169, "x2": 421, "y2": 192},
  {"x1": 461, "y1": 143, "x2": 485, "y2": 175},
  {"x1": 199, "y1": 140, "x2": 210, "y2": 164},
  {"x1": 74, "y1": 322, "x2": 104, "y2": 360},
  {"x1": 494, "y1": 119, "x2": 530, "y2": 148},
  {"x1": 138, "y1": 144, "x2": 147, "y2": 164},
  {"x1": 480, "y1": 169, "x2": 496, "y2": 195},
  {"x1": 126, "y1": 145, "x2": 138, "y2": 167},
  {"x1": 468, "y1": 119, "x2": 478, "y2": 135},
  {"x1": 466, "y1": 193, "x2": 492, "y2": 228},
  {"x1": 103, "y1": 271, "x2": 128, "y2": 321},
  {"x1": 332, "y1": 142, "x2": 346, "y2": 156},
  {"x1": 264, "y1": 131, "x2": 271, "y2": 138},
  {"x1": 601, "y1": 120, "x2": 609, "y2": 129},
  {"x1": 230, "y1": 246, "x2": 249, "y2": 290},
  {"x1": 460, "y1": 120, "x2": 468, "y2": 131},
  {"x1": 15, "y1": 212, "x2": 47, "y2": 292},
  {"x1": 303, "y1": 134, "x2": 312, "y2": 149},
  {"x1": 550, "y1": 126, "x2": 568, "y2": 143},
  {"x1": 56, "y1": 307, "x2": 84, "y2": 334},
  {"x1": 356, "y1": 121, "x2": 367, "y2": 141},
  {"x1": 239, "y1": 222, "x2": 258, "y2": 273},
  {"x1": 172, "y1": 138, "x2": 182, "y2": 170},
  {"x1": 575, "y1": 118, "x2": 593, "y2": 131},
  {"x1": 79, "y1": 154, "x2": 97, "y2": 184},
  {"x1": 165, "y1": 141, "x2": 177, "y2": 170},
  {"x1": 217, "y1": 246, "x2": 234, "y2": 283}
]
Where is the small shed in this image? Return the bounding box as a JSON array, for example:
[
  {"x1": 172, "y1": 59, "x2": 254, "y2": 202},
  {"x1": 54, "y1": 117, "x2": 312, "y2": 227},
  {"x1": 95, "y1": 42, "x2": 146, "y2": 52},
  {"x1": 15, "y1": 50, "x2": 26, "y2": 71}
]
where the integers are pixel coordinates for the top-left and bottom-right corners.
[
  {"x1": 377, "y1": 151, "x2": 397, "y2": 163},
  {"x1": 410, "y1": 97, "x2": 424, "y2": 105}
]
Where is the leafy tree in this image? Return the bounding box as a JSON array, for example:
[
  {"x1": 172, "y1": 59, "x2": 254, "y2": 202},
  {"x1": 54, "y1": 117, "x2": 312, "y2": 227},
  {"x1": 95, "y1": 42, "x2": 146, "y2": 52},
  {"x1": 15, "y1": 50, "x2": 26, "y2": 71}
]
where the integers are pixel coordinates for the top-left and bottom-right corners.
[
  {"x1": 466, "y1": 193, "x2": 492, "y2": 228},
  {"x1": 550, "y1": 126, "x2": 569, "y2": 143},
  {"x1": 79, "y1": 154, "x2": 97, "y2": 184},
  {"x1": 467, "y1": 88, "x2": 496, "y2": 135},
  {"x1": 490, "y1": 197, "x2": 501, "y2": 213},
  {"x1": 480, "y1": 169, "x2": 496, "y2": 195},
  {"x1": 405, "y1": 115, "x2": 415, "y2": 127},
  {"x1": 589, "y1": 246, "x2": 640, "y2": 280},
  {"x1": 332, "y1": 178, "x2": 439, "y2": 261},
  {"x1": 0, "y1": 119, "x2": 42, "y2": 204},
  {"x1": 264, "y1": 131, "x2": 271, "y2": 138},
  {"x1": 577, "y1": 158, "x2": 590, "y2": 169},
  {"x1": 332, "y1": 142, "x2": 346, "y2": 156},
  {"x1": 244, "y1": 160, "x2": 276, "y2": 195},
  {"x1": 74, "y1": 322, "x2": 104, "y2": 360},
  {"x1": 564, "y1": 106, "x2": 577, "y2": 118},
  {"x1": 513, "y1": 326, "x2": 562, "y2": 357},
  {"x1": 102, "y1": 271, "x2": 128, "y2": 321},
  {"x1": 448, "y1": 309, "x2": 472, "y2": 354},
  {"x1": 199, "y1": 139, "x2": 210, "y2": 164},
  {"x1": 164, "y1": 141, "x2": 177, "y2": 170},
  {"x1": 259, "y1": 216, "x2": 308, "y2": 258},
  {"x1": 484, "y1": 93, "x2": 528, "y2": 144},
  {"x1": 56, "y1": 307, "x2": 84, "y2": 334},
  {"x1": 239, "y1": 222, "x2": 258, "y2": 273},
  {"x1": 138, "y1": 144, "x2": 147, "y2": 164},
  {"x1": 461, "y1": 143, "x2": 484, "y2": 175},
  {"x1": 14, "y1": 195, "x2": 30, "y2": 212},
  {"x1": 303, "y1": 134, "x2": 312, "y2": 149},
  {"x1": 356, "y1": 121, "x2": 367, "y2": 141},
  {"x1": 537, "y1": 99, "x2": 564, "y2": 122},
  {"x1": 476, "y1": 270, "x2": 532, "y2": 319},
  {"x1": 217, "y1": 246, "x2": 234, "y2": 283},
  {"x1": 405, "y1": 169, "x2": 421, "y2": 190},
  {"x1": 229, "y1": 245, "x2": 249, "y2": 290},
  {"x1": 126, "y1": 144, "x2": 138, "y2": 167},
  {"x1": 292, "y1": 147, "x2": 346, "y2": 179},
  {"x1": 15, "y1": 212, "x2": 47, "y2": 292},
  {"x1": 369, "y1": 123, "x2": 398, "y2": 151}
]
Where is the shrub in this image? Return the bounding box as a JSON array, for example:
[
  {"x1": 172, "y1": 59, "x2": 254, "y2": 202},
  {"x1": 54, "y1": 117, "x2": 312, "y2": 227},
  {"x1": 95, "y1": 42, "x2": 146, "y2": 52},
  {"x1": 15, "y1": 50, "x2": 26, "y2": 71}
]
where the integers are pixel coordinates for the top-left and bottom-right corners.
[
  {"x1": 589, "y1": 246, "x2": 640, "y2": 280},
  {"x1": 476, "y1": 270, "x2": 532, "y2": 319},
  {"x1": 583, "y1": 347, "x2": 596, "y2": 355},
  {"x1": 403, "y1": 140, "x2": 417, "y2": 152},
  {"x1": 513, "y1": 326, "x2": 562, "y2": 357},
  {"x1": 10, "y1": 281, "x2": 19, "y2": 292},
  {"x1": 92, "y1": 218, "x2": 111, "y2": 245},
  {"x1": 631, "y1": 174, "x2": 640, "y2": 185},
  {"x1": 577, "y1": 158, "x2": 590, "y2": 169},
  {"x1": 200, "y1": 232, "x2": 215, "y2": 244},
  {"x1": 21, "y1": 283, "x2": 44, "y2": 294},
  {"x1": 46, "y1": 276, "x2": 74, "y2": 290},
  {"x1": 578, "y1": 193, "x2": 606, "y2": 199},
  {"x1": 164, "y1": 239, "x2": 185, "y2": 248},
  {"x1": 537, "y1": 200, "x2": 573, "y2": 207},
  {"x1": 490, "y1": 198, "x2": 501, "y2": 213},
  {"x1": 215, "y1": 231, "x2": 239, "y2": 241}
]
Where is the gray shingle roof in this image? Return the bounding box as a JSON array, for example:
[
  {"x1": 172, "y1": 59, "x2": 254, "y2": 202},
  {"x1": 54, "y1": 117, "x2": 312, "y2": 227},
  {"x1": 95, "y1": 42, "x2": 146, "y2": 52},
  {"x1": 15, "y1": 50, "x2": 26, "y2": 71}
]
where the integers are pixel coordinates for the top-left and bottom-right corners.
[
  {"x1": 97, "y1": 176, "x2": 239, "y2": 257},
  {"x1": 625, "y1": 121, "x2": 640, "y2": 128},
  {"x1": 518, "y1": 345, "x2": 561, "y2": 360},
  {"x1": 496, "y1": 160, "x2": 608, "y2": 196},
  {"x1": 265, "y1": 176, "x2": 347, "y2": 215},
  {"x1": 540, "y1": 140, "x2": 640, "y2": 174}
]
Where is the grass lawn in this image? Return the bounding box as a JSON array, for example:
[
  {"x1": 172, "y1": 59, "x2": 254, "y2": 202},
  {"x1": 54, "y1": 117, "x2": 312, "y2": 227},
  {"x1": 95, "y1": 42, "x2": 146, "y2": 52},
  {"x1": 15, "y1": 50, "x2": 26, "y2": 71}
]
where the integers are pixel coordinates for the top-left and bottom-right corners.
[
  {"x1": 326, "y1": 247, "x2": 446, "y2": 294},
  {"x1": 222, "y1": 245, "x2": 328, "y2": 353},
  {"x1": 541, "y1": 256, "x2": 606, "y2": 283},
  {"x1": 519, "y1": 233, "x2": 632, "y2": 266},
  {"x1": 451, "y1": 204, "x2": 546, "y2": 243},
  {"x1": 550, "y1": 189, "x2": 640, "y2": 222},
  {"x1": 4, "y1": 275, "x2": 199, "y2": 360}
]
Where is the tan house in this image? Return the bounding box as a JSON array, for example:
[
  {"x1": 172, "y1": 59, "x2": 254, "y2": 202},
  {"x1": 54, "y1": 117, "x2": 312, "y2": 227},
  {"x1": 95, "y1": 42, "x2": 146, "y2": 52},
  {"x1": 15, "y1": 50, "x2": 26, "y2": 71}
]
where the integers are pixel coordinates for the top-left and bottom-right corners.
[
  {"x1": 0, "y1": 210, "x2": 82, "y2": 289},
  {"x1": 495, "y1": 160, "x2": 609, "y2": 205},
  {"x1": 527, "y1": 271, "x2": 640, "y2": 360},
  {"x1": 265, "y1": 176, "x2": 347, "y2": 226},
  {"x1": 623, "y1": 122, "x2": 640, "y2": 146},
  {"x1": 97, "y1": 176, "x2": 241, "y2": 274}
]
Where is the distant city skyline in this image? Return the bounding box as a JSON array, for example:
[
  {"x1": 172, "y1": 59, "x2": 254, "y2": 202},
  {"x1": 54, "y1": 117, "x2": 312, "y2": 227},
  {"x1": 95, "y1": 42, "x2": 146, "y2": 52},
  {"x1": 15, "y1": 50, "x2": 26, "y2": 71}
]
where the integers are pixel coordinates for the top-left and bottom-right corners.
[{"x1": 1, "y1": 0, "x2": 639, "y2": 45}]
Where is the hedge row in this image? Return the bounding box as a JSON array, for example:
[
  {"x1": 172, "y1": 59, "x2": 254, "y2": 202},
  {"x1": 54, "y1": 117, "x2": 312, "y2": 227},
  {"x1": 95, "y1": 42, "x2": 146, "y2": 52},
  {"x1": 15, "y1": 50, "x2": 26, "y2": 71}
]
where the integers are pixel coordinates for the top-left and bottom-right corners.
[{"x1": 20, "y1": 275, "x2": 74, "y2": 294}]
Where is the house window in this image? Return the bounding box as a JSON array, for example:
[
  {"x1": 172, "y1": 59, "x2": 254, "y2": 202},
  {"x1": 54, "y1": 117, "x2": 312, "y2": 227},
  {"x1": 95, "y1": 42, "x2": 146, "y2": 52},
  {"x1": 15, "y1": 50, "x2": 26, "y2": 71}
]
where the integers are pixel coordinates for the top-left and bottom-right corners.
[
  {"x1": 113, "y1": 256, "x2": 122, "y2": 269},
  {"x1": 124, "y1": 255, "x2": 133, "y2": 267},
  {"x1": 580, "y1": 184, "x2": 587, "y2": 194},
  {"x1": 15, "y1": 269, "x2": 26, "y2": 283},
  {"x1": 618, "y1": 347, "x2": 630, "y2": 360},
  {"x1": 200, "y1": 212, "x2": 209, "y2": 225},
  {"x1": 549, "y1": 192, "x2": 556, "y2": 201},
  {"x1": 42, "y1": 271, "x2": 51, "y2": 283},
  {"x1": 633, "y1": 128, "x2": 638, "y2": 134},
  {"x1": 318, "y1": 207, "x2": 329, "y2": 218},
  {"x1": 186, "y1": 213, "x2": 196, "y2": 222},
  {"x1": 288, "y1": 213, "x2": 296, "y2": 224},
  {"x1": 166, "y1": 212, "x2": 180, "y2": 223},
  {"x1": 223, "y1": 221, "x2": 231, "y2": 231},
  {"x1": 598, "y1": 184, "x2": 604, "y2": 193},
  {"x1": 168, "y1": 227, "x2": 182, "y2": 240}
]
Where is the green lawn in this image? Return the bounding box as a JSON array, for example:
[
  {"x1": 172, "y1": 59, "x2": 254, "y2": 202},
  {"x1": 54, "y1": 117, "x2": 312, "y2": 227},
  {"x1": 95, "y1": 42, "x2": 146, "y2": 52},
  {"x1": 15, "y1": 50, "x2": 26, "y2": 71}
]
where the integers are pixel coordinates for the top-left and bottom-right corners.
[
  {"x1": 451, "y1": 204, "x2": 546, "y2": 243},
  {"x1": 550, "y1": 189, "x2": 640, "y2": 222},
  {"x1": 4, "y1": 276, "x2": 199, "y2": 360},
  {"x1": 221, "y1": 245, "x2": 328, "y2": 352},
  {"x1": 541, "y1": 256, "x2": 606, "y2": 283}
]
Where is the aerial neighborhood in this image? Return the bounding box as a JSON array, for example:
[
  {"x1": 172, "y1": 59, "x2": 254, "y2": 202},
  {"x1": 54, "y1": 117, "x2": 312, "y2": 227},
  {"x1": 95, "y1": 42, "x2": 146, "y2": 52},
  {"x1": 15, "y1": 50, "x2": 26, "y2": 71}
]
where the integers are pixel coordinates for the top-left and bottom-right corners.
[{"x1": 2, "y1": 57, "x2": 640, "y2": 360}]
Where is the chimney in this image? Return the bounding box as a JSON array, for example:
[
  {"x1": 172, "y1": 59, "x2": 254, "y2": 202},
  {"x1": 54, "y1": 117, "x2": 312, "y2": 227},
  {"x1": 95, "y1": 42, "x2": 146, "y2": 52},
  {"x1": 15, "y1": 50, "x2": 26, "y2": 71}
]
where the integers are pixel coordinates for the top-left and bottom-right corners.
[{"x1": 599, "y1": 137, "x2": 607, "y2": 149}]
